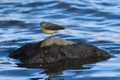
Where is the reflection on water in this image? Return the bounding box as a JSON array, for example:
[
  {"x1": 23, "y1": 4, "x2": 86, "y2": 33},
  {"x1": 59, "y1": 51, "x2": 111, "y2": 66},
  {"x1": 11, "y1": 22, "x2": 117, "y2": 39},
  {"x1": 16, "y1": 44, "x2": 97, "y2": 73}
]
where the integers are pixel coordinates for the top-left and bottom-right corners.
[{"x1": 0, "y1": 0, "x2": 120, "y2": 80}]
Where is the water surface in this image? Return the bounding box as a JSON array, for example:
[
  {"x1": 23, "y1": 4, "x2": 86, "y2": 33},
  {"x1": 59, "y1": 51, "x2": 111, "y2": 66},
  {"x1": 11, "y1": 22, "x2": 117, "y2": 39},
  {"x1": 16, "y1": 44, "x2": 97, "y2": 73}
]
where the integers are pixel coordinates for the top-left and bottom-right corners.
[{"x1": 0, "y1": 0, "x2": 120, "y2": 80}]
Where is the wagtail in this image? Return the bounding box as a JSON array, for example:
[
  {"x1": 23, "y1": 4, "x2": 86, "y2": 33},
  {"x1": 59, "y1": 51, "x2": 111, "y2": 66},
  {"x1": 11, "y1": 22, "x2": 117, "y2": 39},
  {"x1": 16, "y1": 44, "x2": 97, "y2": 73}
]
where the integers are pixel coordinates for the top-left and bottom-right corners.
[{"x1": 40, "y1": 21, "x2": 65, "y2": 35}]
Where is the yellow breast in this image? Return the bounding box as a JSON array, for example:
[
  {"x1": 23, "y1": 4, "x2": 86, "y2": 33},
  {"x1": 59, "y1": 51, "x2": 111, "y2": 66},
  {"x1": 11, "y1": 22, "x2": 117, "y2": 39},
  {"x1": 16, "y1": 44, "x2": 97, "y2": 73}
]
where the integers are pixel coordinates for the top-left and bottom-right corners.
[{"x1": 41, "y1": 26, "x2": 57, "y2": 34}]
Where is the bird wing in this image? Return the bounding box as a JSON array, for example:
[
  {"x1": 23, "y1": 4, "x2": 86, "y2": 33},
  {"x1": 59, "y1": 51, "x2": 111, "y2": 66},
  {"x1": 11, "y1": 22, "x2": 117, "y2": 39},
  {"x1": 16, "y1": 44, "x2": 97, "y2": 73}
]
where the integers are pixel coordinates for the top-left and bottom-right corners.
[{"x1": 44, "y1": 22, "x2": 65, "y2": 30}]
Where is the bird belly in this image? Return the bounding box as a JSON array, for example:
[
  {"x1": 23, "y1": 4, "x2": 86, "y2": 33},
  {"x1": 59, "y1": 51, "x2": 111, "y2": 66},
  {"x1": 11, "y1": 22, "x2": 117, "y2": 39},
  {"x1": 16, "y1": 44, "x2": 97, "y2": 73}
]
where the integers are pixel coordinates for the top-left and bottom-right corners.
[{"x1": 41, "y1": 26, "x2": 57, "y2": 34}]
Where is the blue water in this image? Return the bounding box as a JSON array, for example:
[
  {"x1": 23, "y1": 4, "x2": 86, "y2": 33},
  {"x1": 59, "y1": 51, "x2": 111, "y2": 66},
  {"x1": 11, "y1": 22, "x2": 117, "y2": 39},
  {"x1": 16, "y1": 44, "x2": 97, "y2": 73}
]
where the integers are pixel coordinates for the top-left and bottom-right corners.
[{"x1": 0, "y1": 0, "x2": 120, "y2": 80}]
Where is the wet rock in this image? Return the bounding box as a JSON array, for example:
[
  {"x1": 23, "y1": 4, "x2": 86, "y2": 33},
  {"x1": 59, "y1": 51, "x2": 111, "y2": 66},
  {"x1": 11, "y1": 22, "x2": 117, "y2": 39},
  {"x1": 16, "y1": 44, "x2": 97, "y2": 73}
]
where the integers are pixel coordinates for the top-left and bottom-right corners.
[{"x1": 9, "y1": 37, "x2": 112, "y2": 68}]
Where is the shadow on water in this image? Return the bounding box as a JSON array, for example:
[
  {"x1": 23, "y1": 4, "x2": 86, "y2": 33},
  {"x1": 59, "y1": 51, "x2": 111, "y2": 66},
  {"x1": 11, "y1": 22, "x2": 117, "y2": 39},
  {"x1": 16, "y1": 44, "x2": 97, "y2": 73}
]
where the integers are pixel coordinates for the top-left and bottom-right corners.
[{"x1": 17, "y1": 59, "x2": 93, "y2": 79}]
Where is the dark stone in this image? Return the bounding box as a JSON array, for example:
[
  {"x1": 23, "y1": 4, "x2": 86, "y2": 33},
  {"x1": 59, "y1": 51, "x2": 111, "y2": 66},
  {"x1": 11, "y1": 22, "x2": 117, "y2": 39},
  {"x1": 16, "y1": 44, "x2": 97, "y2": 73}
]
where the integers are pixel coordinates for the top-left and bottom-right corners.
[{"x1": 9, "y1": 38, "x2": 112, "y2": 70}]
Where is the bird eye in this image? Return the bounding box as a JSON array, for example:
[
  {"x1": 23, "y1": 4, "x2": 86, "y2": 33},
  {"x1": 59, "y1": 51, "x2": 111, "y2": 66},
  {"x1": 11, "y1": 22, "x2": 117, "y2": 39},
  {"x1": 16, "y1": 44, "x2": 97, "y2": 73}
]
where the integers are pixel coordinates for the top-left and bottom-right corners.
[{"x1": 40, "y1": 22, "x2": 43, "y2": 26}]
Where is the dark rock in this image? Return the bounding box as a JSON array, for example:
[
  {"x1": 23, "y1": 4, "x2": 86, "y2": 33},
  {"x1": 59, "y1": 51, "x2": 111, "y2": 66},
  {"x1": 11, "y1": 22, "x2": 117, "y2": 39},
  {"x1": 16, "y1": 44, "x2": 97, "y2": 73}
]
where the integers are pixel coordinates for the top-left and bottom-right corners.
[{"x1": 9, "y1": 37, "x2": 112, "y2": 69}]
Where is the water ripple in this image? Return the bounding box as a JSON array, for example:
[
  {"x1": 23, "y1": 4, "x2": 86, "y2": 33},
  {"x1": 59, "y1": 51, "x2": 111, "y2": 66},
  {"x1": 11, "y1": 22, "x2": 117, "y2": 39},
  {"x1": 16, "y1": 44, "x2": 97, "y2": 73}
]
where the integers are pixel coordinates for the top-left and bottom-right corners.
[{"x1": 0, "y1": 0, "x2": 120, "y2": 80}]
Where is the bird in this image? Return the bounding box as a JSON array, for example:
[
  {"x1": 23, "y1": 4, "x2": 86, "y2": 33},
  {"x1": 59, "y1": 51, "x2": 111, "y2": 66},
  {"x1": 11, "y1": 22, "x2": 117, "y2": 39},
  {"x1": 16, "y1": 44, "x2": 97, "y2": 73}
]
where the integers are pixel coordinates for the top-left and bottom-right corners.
[{"x1": 40, "y1": 21, "x2": 65, "y2": 35}]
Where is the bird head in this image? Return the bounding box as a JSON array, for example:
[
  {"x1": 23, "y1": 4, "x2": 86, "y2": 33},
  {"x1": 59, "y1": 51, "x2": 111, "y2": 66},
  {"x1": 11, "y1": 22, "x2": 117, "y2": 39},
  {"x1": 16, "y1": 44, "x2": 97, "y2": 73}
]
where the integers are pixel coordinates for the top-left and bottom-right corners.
[{"x1": 40, "y1": 21, "x2": 47, "y2": 27}]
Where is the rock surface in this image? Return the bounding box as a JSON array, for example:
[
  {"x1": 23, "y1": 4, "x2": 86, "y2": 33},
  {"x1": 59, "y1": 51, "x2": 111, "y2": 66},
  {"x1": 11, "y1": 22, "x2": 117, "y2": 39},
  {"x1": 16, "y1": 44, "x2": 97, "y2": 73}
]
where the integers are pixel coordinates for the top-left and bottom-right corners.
[
  {"x1": 40, "y1": 37, "x2": 75, "y2": 47},
  {"x1": 9, "y1": 37, "x2": 112, "y2": 68}
]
